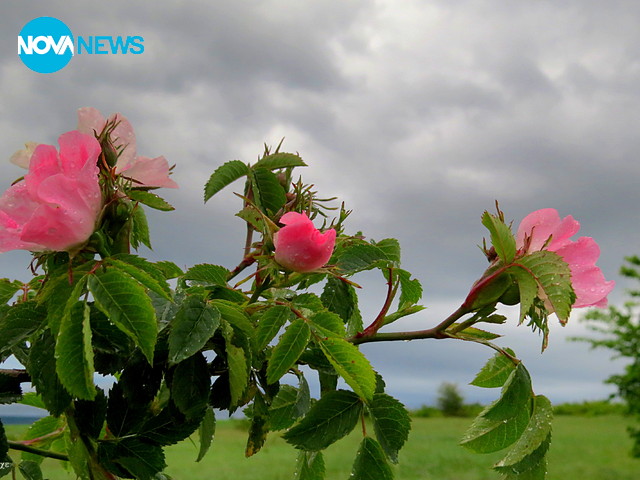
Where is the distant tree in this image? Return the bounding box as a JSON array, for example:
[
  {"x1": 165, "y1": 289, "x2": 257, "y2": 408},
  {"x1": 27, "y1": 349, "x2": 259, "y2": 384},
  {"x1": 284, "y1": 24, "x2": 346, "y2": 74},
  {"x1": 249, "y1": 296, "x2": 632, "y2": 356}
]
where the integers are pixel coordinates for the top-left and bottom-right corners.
[
  {"x1": 573, "y1": 255, "x2": 640, "y2": 457},
  {"x1": 437, "y1": 382, "x2": 466, "y2": 417}
]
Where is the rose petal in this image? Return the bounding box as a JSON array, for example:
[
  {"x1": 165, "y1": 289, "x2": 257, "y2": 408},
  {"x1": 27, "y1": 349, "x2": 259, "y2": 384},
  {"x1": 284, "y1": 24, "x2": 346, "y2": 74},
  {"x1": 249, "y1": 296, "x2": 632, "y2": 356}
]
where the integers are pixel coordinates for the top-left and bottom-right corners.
[
  {"x1": 9, "y1": 142, "x2": 39, "y2": 169},
  {"x1": 569, "y1": 265, "x2": 615, "y2": 308},
  {"x1": 118, "y1": 155, "x2": 178, "y2": 189},
  {"x1": 274, "y1": 212, "x2": 336, "y2": 272},
  {"x1": 516, "y1": 208, "x2": 580, "y2": 251},
  {"x1": 553, "y1": 237, "x2": 601, "y2": 268}
]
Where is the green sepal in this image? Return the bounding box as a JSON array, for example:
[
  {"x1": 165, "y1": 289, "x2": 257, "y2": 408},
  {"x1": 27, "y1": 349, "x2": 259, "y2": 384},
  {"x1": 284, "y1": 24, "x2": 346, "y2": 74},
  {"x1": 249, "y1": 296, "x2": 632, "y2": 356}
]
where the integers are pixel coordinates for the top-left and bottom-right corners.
[
  {"x1": 482, "y1": 211, "x2": 516, "y2": 264},
  {"x1": 508, "y1": 250, "x2": 575, "y2": 325}
]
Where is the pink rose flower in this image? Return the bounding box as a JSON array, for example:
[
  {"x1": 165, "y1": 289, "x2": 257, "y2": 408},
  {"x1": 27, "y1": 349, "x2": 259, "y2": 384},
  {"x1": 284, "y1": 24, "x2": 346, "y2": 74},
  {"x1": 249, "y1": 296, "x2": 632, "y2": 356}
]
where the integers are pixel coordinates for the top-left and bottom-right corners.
[
  {"x1": 0, "y1": 131, "x2": 102, "y2": 253},
  {"x1": 516, "y1": 208, "x2": 614, "y2": 308},
  {"x1": 274, "y1": 212, "x2": 336, "y2": 273},
  {"x1": 77, "y1": 107, "x2": 178, "y2": 189}
]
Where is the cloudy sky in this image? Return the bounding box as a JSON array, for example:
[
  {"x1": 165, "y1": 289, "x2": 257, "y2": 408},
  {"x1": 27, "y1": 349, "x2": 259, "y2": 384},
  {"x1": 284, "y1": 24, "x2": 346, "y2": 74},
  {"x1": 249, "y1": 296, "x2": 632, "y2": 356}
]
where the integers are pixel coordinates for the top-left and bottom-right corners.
[{"x1": 1, "y1": 1, "x2": 639, "y2": 409}]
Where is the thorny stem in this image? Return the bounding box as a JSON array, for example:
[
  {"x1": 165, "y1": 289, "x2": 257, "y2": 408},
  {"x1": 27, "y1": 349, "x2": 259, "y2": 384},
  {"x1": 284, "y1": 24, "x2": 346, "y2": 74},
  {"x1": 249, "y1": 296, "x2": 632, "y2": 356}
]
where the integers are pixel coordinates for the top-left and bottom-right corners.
[
  {"x1": 349, "y1": 304, "x2": 472, "y2": 345},
  {"x1": 227, "y1": 255, "x2": 257, "y2": 282},
  {"x1": 357, "y1": 268, "x2": 397, "y2": 338},
  {"x1": 243, "y1": 225, "x2": 254, "y2": 259},
  {"x1": 8, "y1": 442, "x2": 69, "y2": 462}
]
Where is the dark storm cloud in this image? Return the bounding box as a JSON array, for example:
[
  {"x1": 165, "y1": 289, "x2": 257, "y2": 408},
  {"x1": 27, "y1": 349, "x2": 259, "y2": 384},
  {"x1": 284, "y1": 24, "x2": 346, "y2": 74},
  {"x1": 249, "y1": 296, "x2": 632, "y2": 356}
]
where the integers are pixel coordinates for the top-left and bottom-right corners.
[{"x1": 1, "y1": 0, "x2": 638, "y2": 405}]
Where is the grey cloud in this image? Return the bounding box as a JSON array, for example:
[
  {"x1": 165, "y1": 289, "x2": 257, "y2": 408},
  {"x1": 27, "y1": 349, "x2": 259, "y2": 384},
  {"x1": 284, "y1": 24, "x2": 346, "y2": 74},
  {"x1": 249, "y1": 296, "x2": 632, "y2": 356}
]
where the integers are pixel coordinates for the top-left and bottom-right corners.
[{"x1": 0, "y1": 0, "x2": 638, "y2": 407}]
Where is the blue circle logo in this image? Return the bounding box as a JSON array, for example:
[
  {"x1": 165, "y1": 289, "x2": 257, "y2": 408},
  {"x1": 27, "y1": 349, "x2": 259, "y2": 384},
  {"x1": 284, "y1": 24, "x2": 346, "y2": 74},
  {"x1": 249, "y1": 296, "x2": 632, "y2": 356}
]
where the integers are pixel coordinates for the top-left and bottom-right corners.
[{"x1": 18, "y1": 17, "x2": 74, "y2": 74}]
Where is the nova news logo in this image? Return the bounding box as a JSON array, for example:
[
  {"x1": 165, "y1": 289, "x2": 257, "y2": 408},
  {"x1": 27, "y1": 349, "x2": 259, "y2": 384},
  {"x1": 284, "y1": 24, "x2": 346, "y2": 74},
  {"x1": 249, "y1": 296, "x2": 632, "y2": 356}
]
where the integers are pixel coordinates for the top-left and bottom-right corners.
[{"x1": 18, "y1": 16, "x2": 144, "y2": 74}]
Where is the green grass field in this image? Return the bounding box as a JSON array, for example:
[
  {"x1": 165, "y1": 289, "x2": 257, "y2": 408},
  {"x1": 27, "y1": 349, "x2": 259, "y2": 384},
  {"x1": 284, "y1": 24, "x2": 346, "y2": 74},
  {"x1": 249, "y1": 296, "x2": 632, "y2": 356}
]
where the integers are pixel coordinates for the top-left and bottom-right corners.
[{"x1": 5, "y1": 416, "x2": 639, "y2": 479}]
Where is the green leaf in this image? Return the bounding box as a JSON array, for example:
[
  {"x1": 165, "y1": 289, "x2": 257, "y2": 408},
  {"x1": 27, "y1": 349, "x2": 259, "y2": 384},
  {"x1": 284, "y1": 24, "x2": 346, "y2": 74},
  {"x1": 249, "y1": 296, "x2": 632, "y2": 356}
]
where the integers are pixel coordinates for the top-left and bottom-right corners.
[
  {"x1": 250, "y1": 167, "x2": 287, "y2": 214},
  {"x1": 460, "y1": 403, "x2": 531, "y2": 453},
  {"x1": 128, "y1": 190, "x2": 174, "y2": 211},
  {"x1": 106, "y1": 257, "x2": 171, "y2": 301},
  {"x1": 500, "y1": 460, "x2": 547, "y2": 480},
  {"x1": 236, "y1": 206, "x2": 268, "y2": 232},
  {"x1": 55, "y1": 301, "x2": 96, "y2": 400},
  {"x1": 28, "y1": 330, "x2": 72, "y2": 416},
  {"x1": 88, "y1": 269, "x2": 157, "y2": 364},
  {"x1": 268, "y1": 385, "x2": 299, "y2": 431},
  {"x1": 171, "y1": 353, "x2": 211, "y2": 420},
  {"x1": 294, "y1": 451, "x2": 325, "y2": 480},
  {"x1": 211, "y1": 300, "x2": 254, "y2": 339},
  {"x1": 253, "y1": 152, "x2": 307, "y2": 170},
  {"x1": 18, "y1": 461, "x2": 43, "y2": 480},
  {"x1": 283, "y1": 390, "x2": 362, "y2": 451},
  {"x1": 155, "y1": 261, "x2": 183, "y2": 279},
  {"x1": 481, "y1": 364, "x2": 532, "y2": 421},
  {"x1": 320, "y1": 277, "x2": 358, "y2": 326},
  {"x1": 482, "y1": 211, "x2": 516, "y2": 264},
  {"x1": 220, "y1": 322, "x2": 249, "y2": 406},
  {"x1": 369, "y1": 393, "x2": 411, "y2": 463},
  {"x1": 254, "y1": 305, "x2": 293, "y2": 351},
  {"x1": 246, "y1": 393, "x2": 269, "y2": 457},
  {"x1": 183, "y1": 264, "x2": 229, "y2": 286},
  {"x1": 350, "y1": 437, "x2": 394, "y2": 480},
  {"x1": 495, "y1": 395, "x2": 553, "y2": 473},
  {"x1": 0, "y1": 279, "x2": 21, "y2": 305},
  {"x1": 0, "y1": 301, "x2": 46, "y2": 356},
  {"x1": 38, "y1": 265, "x2": 94, "y2": 336},
  {"x1": 267, "y1": 319, "x2": 310, "y2": 384},
  {"x1": 471, "y1": 351, "x2": 517, "y2": 388},
  {"x1": 316, "y1": 334, "x2": 376, "y2": 401},
  {"x1": 21, "y1": 416, "x2": 64, "y2": 464},
  {"x1": 204, "y1": 160, "x2": 250, "y2": 202},
  {"x1": 309, "y1": 311, "x2": 346, "y2": 337},
  {"x1": 509, "y1": 250, "x2": 575, "y2": 325},
  {"x1": 168, "y1": 297, "x2": 220, "y2": 365},
  {"x1": 396, "y1": 269, "x2": 423, "y2": 309},
  {"x1": 98, "y1": 438, "x2": 166, "y2": 480},
  {"x1": 196, "y1": 407, "x2": 216, "y2": 462},
  {"x1": 453, "y1": 326, "x2": 502, "y2": 342},
  {"x1": 269, "y1": 374, "x2": 311, "y2": 431},
  {"x1": 336, "y1": 244, "x2": 391, "y2": 275},
  {"x1": 136, "y1": 403, "x2": 201, "y2": 447},
  {"x1": 74, "y1": 389, "x2": 107, "y2": 438},
  {"x1": 19, "y1": 393, "x2": 46, "y2": 410},
  {"x1": 374, "y1": 238, "x2": 401, "y2": 264}
]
